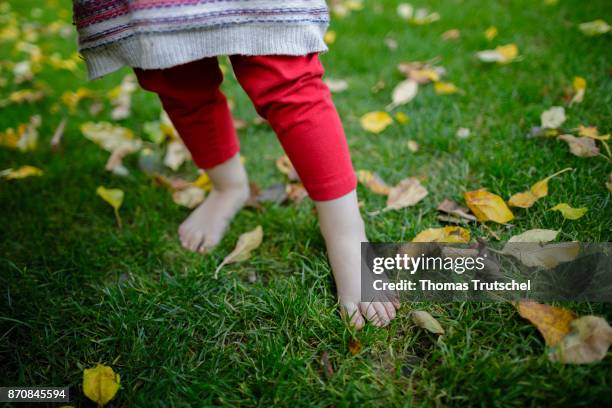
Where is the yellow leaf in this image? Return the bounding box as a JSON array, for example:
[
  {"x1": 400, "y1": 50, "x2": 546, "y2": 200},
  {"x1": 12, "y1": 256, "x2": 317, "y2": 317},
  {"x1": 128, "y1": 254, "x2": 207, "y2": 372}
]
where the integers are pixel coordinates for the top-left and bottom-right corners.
[
  {"x1": 578, "y1": 20, "x2": 610, "y2": 36},
  {"x1": 464, "y1": 190, "x2": 514, "y2": 223},
  {"x1": 82, "y1": 364, "x2": 120, "y2": 407},
  {"x1": 496, "y1": 43, "x2": 519, "y2": 63},
  {"x1": 484, "y1": 26, "x2": 498, "y2": 41},
  {"x1": 357, "y1": 170, "x2": 391, "y2": 195},
  {"x1": 385, "y1": 177, "x2": 428, "y2": 211},
  {"x1": 412, "y1": 226, "x2": 470, "y2": 243},
  {"x1": 508, "y1": 168, "x2": 572, "y2": 208},
  {"x1": 549, "y1": 316, "x2": 612, "y2": 364},
  {"x1": 96, "y1": 186, "x2": 124, "y2": 228},
  {"x1": 409, "y1": 69, "x2": 440, "y2": 83},
  {"x1": 214, "y1": 226, "x2": 263, "y2": 278},
  {"x1": 1, "y1": 165, "x2": 43, "y2": 180},
  {"x1": 360, "y1": 111, "x2": 393, "y2": 134},
  {"x1": 573, "y1": 76, "x2": 586, "y2": 91},
  {"x1": 549, "y1": 203, "x2": 587, "y2": 220},
  {"x1": 395, "y1": 111, "x2": 410, "y2": 124},
  {"x1": 193, "y1": 172, "x2": 212, "y2": 191},
  {"x1": 577, "y1": 125, "x2": 609, "y2": 141},
  {"x1": 434, "y1": 81, "x2": 459, "y2": 95},
  {"x1": 96, "y1": 186, "x2": 124, "y2": 210},
  {"x1": 516, "y1": 300, "x2": 575, "y2": 347},
  {"x1": 324, "y1": 30, "x2": 336, "y2": 44},
  {"x1": 412, "y1": 310, "x2": 445, "y2": 334},
  {"x1": 477, "y1": 44, "x2": 519, "y2": 64}
]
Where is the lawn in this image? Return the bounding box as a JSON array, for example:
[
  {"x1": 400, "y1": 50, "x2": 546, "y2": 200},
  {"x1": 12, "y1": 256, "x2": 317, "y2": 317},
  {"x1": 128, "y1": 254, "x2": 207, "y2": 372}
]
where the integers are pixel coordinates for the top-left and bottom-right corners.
[{"x1": 1, "y1": 0, "x2": 611, "y2": 406}]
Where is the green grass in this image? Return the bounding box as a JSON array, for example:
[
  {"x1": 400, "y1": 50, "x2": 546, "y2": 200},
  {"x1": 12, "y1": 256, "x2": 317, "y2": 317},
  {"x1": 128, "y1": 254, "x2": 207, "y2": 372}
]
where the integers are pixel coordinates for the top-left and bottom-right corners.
[{"x1": 1, "y1": 0, "x2": 611, "y2": 406}]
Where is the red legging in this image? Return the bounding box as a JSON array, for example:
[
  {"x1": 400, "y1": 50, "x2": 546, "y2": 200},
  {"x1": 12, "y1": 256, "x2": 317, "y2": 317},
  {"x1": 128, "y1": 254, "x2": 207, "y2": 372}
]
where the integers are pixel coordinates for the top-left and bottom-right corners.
[{"x1": 134, "y1": 54, "x2": 357, "y2": 201}]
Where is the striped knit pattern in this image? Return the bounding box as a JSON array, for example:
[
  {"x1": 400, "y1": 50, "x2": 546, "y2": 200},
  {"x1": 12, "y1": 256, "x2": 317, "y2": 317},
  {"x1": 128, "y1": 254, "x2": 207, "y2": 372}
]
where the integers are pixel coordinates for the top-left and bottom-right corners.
[{"x1": 72, "y1": 0, "x2": 330, "y2": 79}]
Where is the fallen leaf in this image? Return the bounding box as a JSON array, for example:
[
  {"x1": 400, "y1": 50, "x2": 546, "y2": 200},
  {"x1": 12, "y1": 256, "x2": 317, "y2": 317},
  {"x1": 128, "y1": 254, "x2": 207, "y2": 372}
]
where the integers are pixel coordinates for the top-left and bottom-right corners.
[
  {"x1": 389, "y1": 79, "x2": 418, "y2": 108},
  {"x1": 464, "y1": 190, "x2": 514, "y2": 223},
  {"x1": 578, "y1": 20, "x2": 610, "y2": 36},
  {"x1": 172, "y1": 186, "x2": 205, "y2": 208},
  {"x1": 407, "y1": 140, "x2": 419, "y2": 152},
  {"x1": 456, "y1": 127, "x2": 470, "y2": 139},
  {"x1": 324, "y1": 30, "x2": 336, "y2": 44},
  {"x1": 276, "y1": 155, "x2": 300, "y2": 181},
  {"x1": 385, "y1": 177, "x2": 428, "y2": 211},
  {"x1": 215, "y1": 225, "x2": 263, "y2": 278},
  {"x1": 348, "y1": 337, "x2": 362, "y2": 355},
  {"x1": 437, "y1": 199, "x2": 477, "y2": 222},
  {"x1": 434, "y1": 81, "x2": 459, "y2": 95},
  {"x1": 476, "y1": 43, "x2": 519, "y2": 64},
  {"x1": 81, "y1": 122, "x2": 141, "y2": 153},
  {"x1": 570, "y1": 76, "x2": 586, "y2": 105},
  {"x1": 410, "y1": 8, "x2": 440, "y2": 25},
  {"x1": 395, "y1": 112, "x2": 410, "y2": 124},
  {"x1": 558, "y1": 134, "x2": 600, "y2": 157},
  {"x1": 507, "y1": 168, "x2": 572, "y2": 208},
  {"x1": 324, "y1": 78, "x2": 349, "y2": 93},
  {"x1": 397, "y1": 3, "x2": 413, "y2": 20},
  {"x1": 50, "y1": 117, "x2": 67, "y2": 151},
  {"x1": 516, "y1": 300, "x2": 575, "y2": 346},
  {"x1": 541, "y1": 106, "x2": 566, "y2": 129},
  {"x1": 412, "y1": 310, "x2": 444, "y2": 334},
  {"x1": 502, "y1": 241, "x2": 580, "y2": 269},
  {"x1": 441, "y1": 29, "x2": 460, "y2": 40},
  {"x1": 0, "y1": 165, "x2": 43, "y2": 180},
  {"x1": 108, "y1": 74, "x2": 137, "y2": 120},
  {"x1": 321, "y1": 351, "x2": 334, "y2": 377},
  {"x1": 549, "y1": 316, "x2": 612, "y2": 364},
  {"x1": 193, "y1": 172, "x2": 213, "y2": 191},
  {"x1": 286, "y1": 183, "x2": 308, "y2": 203},
  {"x1": 256, "y1": 183, "x2": 287, "y2": 204},
  {"x1": 549, "y1": 203, "x2": 587, "y2": 220},
  {"x1": 360, "y1": 111, "x2": 393, "y2": 134},
  {"x1": 507, "y1": 229, "x2": 559, "y2": 243},
  {"x1": 357, "y1": 170, "x2": 391, "y2": 195},
  {"x1": 105, "y1": 146, "x2": 131, "y2": 176},
  {"x1": 484, "y1": 26, "x2": 498, "y2": 41},
  {"x1": 82, "y1": 364, "x2": 120, "y2": 407},
  {"x1": 412, "y1": 226, "x2": 470, "y2": 243},
  {"x1": 164, "y1": 140, "x2": 190, "y2": 171},
  {"x1": 96, "y1": 186, "x2": 124, "y2": 227},
  {"x1": 408, "y1": 69, "x2": 440, "y2": 84}
]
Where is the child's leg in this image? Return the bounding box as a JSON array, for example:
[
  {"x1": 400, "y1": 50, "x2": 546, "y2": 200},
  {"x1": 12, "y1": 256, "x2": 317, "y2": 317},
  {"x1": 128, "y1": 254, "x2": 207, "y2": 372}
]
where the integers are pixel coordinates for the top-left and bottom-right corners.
[
  {"x1": 231, "y1": 54, "x2": 398, "y2": 328},
  {"x1": 134, "y1": 58, "x2": 249, "y2": 252}
]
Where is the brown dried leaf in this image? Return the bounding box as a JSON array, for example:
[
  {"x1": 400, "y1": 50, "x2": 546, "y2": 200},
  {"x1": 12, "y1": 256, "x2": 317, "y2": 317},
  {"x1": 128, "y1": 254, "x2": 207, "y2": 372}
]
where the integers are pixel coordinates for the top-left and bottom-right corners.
[
  {"x1": 516, "y1": 300, "x2": 575, "y2": 347},
  {"x1": 276, "y1": 155, "x2": 299, "y2": 181},
  {"x1": 385, "y1": 177, "x2": 428, "y2": 211},
  {"x1": 558, "y1": 134, "x2": 600, "y2": 157},
  {"x1": 549, "y1": 316, "x2": 612, "y2": 364},
  {"x1": 437, "y1": 199, "x2": 477, "y2": 222}
]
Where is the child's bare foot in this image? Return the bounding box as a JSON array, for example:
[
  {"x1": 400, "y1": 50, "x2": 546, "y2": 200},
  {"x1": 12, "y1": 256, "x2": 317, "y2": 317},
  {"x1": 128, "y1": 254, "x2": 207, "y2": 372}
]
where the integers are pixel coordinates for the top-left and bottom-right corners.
[
  {"x1": 315, "y1": 190, "x2": 400, "y2": 329},
  {"x1": 178, "y1": 153, "x2": 249, "y2": 252}
]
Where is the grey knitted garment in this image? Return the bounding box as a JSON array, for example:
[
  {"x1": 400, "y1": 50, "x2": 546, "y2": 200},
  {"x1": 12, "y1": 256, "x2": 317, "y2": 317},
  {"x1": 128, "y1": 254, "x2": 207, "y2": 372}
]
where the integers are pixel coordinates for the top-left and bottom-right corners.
[{"x1": 73, "y1": 0, "x2": 330, "y2": 79}]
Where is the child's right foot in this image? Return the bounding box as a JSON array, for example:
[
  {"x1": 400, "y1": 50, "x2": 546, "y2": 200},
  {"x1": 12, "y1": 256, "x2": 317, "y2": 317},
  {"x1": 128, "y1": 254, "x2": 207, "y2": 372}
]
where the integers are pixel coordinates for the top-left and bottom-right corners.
[{"x1": 178, "y1": 153, "x2": 249, "y2": 252}]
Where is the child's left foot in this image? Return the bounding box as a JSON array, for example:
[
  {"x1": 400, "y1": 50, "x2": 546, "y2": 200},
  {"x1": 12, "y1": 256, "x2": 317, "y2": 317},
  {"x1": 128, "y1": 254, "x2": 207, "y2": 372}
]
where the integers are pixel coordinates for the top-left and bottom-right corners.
[{"x1": 315, "y1": 190, "x2": 400, "y2": 329}]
